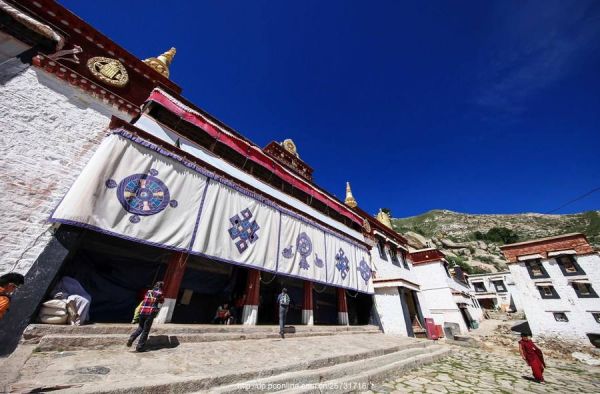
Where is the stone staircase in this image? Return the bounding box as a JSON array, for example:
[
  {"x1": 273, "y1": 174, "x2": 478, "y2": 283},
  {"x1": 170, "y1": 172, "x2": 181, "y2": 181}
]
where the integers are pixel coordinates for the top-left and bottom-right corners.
[
  {"x1": 8, "y1": 327, "x2": 451, "y2": 394},
  {"x1": 22, "y1": 323, "x2": 381, "y2": 351}
]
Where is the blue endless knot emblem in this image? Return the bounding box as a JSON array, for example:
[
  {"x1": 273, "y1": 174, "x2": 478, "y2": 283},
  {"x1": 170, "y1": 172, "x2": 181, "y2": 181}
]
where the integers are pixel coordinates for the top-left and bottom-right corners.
[
  {"x1": 106, "y1": 169, "x2": 177, "y2": 224},
  {"x1": 357, "y1": 257, "x2": 371, "y2": 284},
  {"x1": 297, "y1": 232, "x2": 313, "y2": 270},
  {"x1": 335, "y1": 248, "x2": 350, "y2": 280},
  {"x1": 228, "y1": 208, "x2": 260, "y2": 253}
]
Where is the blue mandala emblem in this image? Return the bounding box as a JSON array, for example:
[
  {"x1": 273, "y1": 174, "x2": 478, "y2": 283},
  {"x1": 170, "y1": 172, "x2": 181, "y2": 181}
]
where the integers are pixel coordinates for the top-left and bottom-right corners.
[
  {"x1": 106, "y1": 169, "x2": 177, "y2": 224},
  {"x1": 297, "y1": 232, "x2": 313, "y2": 270},
  {"x1": 357, "y1": 257, "x2": 371, "y2": 284},
  {"x1": 335, "y1": 248, "x2": 350, "y2": 280}
]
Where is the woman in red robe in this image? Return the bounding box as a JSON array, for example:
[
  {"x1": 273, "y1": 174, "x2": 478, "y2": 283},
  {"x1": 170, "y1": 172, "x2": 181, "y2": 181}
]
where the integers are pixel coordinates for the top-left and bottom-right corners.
[{"x1": 519, "y1": 333, "x2": 546, "y2": 383}]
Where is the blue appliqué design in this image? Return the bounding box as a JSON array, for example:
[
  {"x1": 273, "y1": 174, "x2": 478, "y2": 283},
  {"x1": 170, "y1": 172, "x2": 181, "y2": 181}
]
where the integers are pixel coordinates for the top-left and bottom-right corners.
[
  {"x1": 282, "y1": 245, "x2": 293, "y2": 259},
  {"x1": 357, "y1": 257, "x2": 371, "y2": 284},
  {"x1": 228, "y1": 208, "x2": 260, "y2": 253},
  {"x1": 314, "y1": 254, "x2": 324, "y2": 268},
  {"x1": 106, "y1": 169, "x2": 177, "y2": 224},
  {"x1": 297, "y1": 232, "x2": 312, "y2": 270},
  {"x1": 335, "y1": 248, "x2": 350, "y2": 279}
]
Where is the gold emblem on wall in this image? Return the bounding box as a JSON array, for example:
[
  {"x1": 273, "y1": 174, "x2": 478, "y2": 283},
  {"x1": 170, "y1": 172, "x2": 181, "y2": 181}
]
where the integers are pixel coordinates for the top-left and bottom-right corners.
[{"x1": 87, "y1": 56, "x2": 129, "y2": 87}]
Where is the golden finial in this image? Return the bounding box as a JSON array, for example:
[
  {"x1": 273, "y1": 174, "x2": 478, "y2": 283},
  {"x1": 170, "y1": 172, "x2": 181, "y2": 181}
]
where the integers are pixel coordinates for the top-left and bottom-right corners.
[
  {"x1": 344, "y1": 182, "x2": 358, "y2": 208},
  {"x1": 143, "y1": 47, "x2": 176, "y2": 78},
  {"x1": 376, "y1": 208, "x2": 393, "y2": 229}
]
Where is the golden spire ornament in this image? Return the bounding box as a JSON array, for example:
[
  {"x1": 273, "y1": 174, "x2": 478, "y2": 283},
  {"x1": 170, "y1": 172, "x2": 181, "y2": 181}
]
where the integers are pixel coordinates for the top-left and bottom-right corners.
[
  {"x1": 376, "y1": 208, "x2": 393, "y2": 229},
  {"x1": 344, "y1": 182, "x2": 358, "y2": 208},
  {"x1": 143, "y1": 47, "x2": 176, "y2": 78}
]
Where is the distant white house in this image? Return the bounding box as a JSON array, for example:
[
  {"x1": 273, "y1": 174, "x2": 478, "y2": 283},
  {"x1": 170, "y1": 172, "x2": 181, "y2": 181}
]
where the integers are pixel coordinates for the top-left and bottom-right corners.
[
  {"x1": 501, "y1": 233, "x2": 600, "y2": 347},
  {"x1": 468, "y1": 271, "x2": 524, "y2": 313},
  {"x1": 409, "y1": 248, "x2": 482, "y2": 335}
]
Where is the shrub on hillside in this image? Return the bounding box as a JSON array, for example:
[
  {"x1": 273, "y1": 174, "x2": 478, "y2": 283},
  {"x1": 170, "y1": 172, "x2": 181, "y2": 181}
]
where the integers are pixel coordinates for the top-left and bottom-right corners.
[{"x1": 473, "y1": 227, "x2": 519, "y2": 244}]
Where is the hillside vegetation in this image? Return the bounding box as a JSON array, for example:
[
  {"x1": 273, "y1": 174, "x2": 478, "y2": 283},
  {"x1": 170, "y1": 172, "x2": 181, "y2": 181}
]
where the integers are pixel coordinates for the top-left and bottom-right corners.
[{"x1": 391, "y1": 210, "x2": 600, "y2": 274}]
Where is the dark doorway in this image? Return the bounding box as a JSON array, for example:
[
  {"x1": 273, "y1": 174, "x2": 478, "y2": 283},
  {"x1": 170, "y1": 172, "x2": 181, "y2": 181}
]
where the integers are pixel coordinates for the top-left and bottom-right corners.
[
  {"x1": 400, "y1": 288, "x2": 426, "y2": 337},
  {"x1": 478, "y1": 298, "x2": 496, "y2": 310},
  {"x1": 257, "y1": 273, "x2": 303, "y2": 325},
  {"x1": 347, "y1": 291, "x2": 373, "y2": 325},
  {"x1": 313, "y1": 284, "x2": 337, "y2": 325},
  {"x1": 458, "y1": 305, "x2": 473, "y2": 330}
]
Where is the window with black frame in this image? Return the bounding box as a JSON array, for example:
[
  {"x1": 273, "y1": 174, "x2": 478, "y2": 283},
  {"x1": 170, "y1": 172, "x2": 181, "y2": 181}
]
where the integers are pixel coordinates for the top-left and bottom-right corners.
[
  {"x1": 389, "y1": 247, "x2": 401, "y2": 266},
  {"x1": 537, "y1": 284, "x2": 560, "y2": 299},
  {"x1": 473, "y1": 282, "x2": 487, "y2": 293},
  {"x1": 592, "y1": 312, "x2": 600, "y2": 323},
  {"x1": 377, "y1": 238, "x2": 387, "y2": 261},
  {"x1": 399, "y1": 252, "x2": 410, "y2": 269},
  {"x1": 553, "y1": 312, "x2": 569, "y2": 322},
  {"x1": 525, "y1": 259, "x2": 549, "y2": 279},
  {"x1": 572, "y1": 282, "x2": 599, "y2": 298},
  {"x1": 556, "y1": 255, "x2": 586, "y2": 276},
  {"x1": 492, "y1": 280, "x2": 507, "y2": 292}
]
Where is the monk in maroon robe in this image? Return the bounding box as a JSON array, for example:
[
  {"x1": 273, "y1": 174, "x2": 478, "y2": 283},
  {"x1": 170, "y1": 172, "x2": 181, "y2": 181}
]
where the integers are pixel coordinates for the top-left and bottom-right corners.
[{"x1": 519, "y1": 333, "x2": 546, "y2": 383}]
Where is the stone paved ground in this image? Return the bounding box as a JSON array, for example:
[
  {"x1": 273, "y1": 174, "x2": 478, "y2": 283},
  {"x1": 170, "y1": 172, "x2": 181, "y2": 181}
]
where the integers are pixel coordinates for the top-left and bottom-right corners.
[{"x1": 366, "y1": 347, "x2": 600, "y2": 394}]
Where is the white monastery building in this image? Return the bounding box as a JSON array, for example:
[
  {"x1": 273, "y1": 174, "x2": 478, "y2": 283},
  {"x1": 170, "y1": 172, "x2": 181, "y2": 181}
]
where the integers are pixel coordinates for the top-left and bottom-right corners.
[
  {"x1": 501, "y1": 233, "x2": 600, "y2": 347},
  {"x1": 468, "y1": 271, "x2": 524, "y2": 312}
]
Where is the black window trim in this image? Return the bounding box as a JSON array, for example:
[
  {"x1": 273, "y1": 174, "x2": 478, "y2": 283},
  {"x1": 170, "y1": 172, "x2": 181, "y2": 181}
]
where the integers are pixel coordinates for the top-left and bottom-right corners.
[
  {"x1": 389, "y1": 246, "x2": 401, "y2": 266},
  {"x1": 525, "y1": 259, "x2": 550, "y2": 279},
  {"x1": 473, "y1": 282, "x2": 487, "y2": 293},
  {"x1": 592, "y1": 312, "x2": 600, "y2": 324},
  {"x1": 572, "y1": 282, "x2": 599, "y2": 299},
  {"x1": 492, "y1": 280, "x2": 508, "y2": 293},
  {"x1": 400, "y1": 251, "x2": 410, "y2": 270},
  {"x1": 556, "y1": 255, "x2": 586, "y2": 277},
  {"x1": 538, "y1": 284, "x2": 560, "y2": 299},
  {"x1": 553, "y1": 312, "x2": 569, "y2": 322},
  {"x1": 377, "y1": 237, "x2": 387, "y2": 261}
]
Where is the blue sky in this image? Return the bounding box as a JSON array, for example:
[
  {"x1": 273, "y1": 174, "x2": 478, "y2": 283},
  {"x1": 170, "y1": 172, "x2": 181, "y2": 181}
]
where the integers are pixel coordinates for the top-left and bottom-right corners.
[{"x1": 61, "y1": 0, "x2": 600, "y2": 217}]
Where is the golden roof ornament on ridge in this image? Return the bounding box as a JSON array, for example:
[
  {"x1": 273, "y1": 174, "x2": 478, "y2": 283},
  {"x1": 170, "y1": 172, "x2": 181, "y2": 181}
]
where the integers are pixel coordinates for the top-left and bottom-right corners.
[
  {"x1": 344, "y1": 182, "x2": 358, "y2": 208},
  {"x1": 143, "y1": 47, "x2": 176, "y2": 78},
  {"x1": 376, "y1": 208, "x2": 393, "y2": 229}
]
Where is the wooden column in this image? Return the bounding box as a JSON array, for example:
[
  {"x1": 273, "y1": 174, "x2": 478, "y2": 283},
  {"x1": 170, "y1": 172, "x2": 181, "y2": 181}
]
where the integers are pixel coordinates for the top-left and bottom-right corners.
[
  {"x1": 155, "y1": 251, "x2": 187, "y2": 324},
  {"x1": 337, "y1": 287, "x2": 349, "y2": 325},
  {"x1": 302, "y1": 281, "x2": 314, "y2": 325},
  {"x1": 242, "y1": 269, "x2": 261, "y2": 325}
]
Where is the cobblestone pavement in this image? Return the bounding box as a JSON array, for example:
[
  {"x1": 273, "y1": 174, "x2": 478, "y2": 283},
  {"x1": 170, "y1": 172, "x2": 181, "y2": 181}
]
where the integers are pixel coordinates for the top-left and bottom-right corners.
[{"x1": 366, "y1": 347, "x2": 600, "y2": 394}]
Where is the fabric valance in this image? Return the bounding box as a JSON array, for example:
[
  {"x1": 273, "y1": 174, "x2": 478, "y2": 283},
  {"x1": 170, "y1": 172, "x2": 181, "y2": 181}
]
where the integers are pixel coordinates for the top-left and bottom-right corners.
[{"x1": 50, "y1": 130, "x2": 373, "y2": 294}]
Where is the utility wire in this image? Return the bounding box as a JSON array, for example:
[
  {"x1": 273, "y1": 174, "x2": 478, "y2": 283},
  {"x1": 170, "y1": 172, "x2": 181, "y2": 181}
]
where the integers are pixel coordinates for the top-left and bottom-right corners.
[{"x1": 545, "y1": 186, "x2": 600, "y2": 214}]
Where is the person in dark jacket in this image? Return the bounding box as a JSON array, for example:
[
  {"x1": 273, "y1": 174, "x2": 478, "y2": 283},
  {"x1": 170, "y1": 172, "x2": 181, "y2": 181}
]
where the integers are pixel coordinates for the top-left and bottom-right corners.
[{"x1": 127, "y1": 281, "x2": 164, "y2": 352}]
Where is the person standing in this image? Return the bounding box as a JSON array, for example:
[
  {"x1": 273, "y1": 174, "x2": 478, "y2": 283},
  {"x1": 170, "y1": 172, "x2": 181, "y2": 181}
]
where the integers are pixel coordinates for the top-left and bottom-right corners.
[
  {"x1": 127, "y1": 281, "x2": 164, "y2": 352},
  {"x1": 519, "y1": 333, "x2": 546, "y2": 383},
  {"x1": 0, "y1": 273, "x2": 25, "y2": 320},
  {"x1": 277, "y1": 288, "x2": 290, "y2": 339}
]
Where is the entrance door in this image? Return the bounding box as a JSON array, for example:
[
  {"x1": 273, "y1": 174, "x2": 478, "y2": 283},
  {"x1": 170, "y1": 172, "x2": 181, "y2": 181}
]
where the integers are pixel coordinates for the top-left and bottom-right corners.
[{"x1": 313, "y1": 284, "x2": 337, "y2": 325}]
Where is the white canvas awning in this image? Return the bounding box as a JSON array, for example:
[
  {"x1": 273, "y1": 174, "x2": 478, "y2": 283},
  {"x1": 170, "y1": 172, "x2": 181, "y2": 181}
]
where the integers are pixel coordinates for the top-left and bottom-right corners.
[
  {"x1": 548, "y1": 250, "x2": 577, "y2": 257},
  {"x1": 517, "y1": 254, "x2": 544, "y2": 261}
]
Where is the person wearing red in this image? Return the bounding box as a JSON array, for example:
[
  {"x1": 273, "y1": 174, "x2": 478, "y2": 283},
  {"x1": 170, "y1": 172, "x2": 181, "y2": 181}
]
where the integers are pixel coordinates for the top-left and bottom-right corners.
[
  {"x1": 127, "y1": 281, "x2": 164, "y2": 352},
  {"x1": 519, "y1": 333, "x2": 546, "y2": 383},
  {"x1": 0, "y1": 273, "x2": 25, "y2": 320}
]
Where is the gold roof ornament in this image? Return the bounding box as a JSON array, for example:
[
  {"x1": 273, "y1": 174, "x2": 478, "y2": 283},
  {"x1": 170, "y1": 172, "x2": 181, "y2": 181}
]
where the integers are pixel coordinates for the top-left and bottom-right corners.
[
  {"x1": 143, "y1": 47, "x2": 176, "y2": 78},
  {"x1": 376, "y1": 208, "x2": 393, "y2": 229},
  {"x1": 282, "y1": 139, "x2": 299, "y2": 158},
  {"x1": 344, "y1": 182, "x2": 358, "y2": 208}
]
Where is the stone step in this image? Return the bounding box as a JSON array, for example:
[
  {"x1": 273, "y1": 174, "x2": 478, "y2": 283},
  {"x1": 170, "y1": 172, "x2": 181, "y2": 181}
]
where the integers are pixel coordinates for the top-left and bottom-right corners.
[
  {"x1": 33, "y1": 329, "x2": 381, "y2": 351},
  {"x1": 57, "y1": 336, "x2": 439, "y2": 394},
  {"x1": 208, "y1": 341, "x2": 441, "y2": 394},
  {"x1": 276, "y1": 347, "x2": 452, "y2": 394},
  {"x1": 23, "y1": 323, "x2": 380, "y2": 340}
]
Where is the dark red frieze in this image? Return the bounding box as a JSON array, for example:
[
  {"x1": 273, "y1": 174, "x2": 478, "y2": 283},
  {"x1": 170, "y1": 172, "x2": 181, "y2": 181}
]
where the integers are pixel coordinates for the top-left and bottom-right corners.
[
  {"x1": 263, "y1": 141, "x2": 314, "y2": 182},
  {"x1": 6, "y1": 0, "x2": 181, "y2": 112}
]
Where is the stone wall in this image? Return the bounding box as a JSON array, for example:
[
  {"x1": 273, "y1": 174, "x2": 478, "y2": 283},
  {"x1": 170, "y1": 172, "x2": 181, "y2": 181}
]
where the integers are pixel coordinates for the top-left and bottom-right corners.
[
  {"x1": 0, "y1": 66, "x2": 129, "y2": 276},
  {"x1": 509, "y1": 253, "x2": 600, "y2": 344}
]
